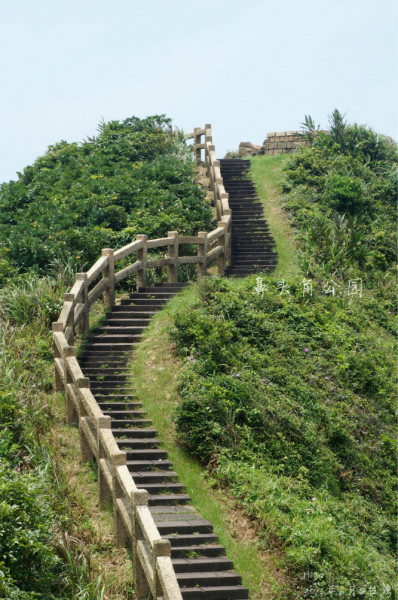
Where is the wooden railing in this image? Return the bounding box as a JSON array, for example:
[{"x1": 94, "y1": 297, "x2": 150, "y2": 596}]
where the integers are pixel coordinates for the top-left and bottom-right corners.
[
  {"x1": 186, "y1": 123, "x2": 231, "y2": 238},
  {"x1": 53, "y1": 125, "x2": 230, "y2": 599}
]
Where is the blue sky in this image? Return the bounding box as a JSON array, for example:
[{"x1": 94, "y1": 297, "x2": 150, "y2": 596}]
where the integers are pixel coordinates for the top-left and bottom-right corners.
[{"x1": 0, "y1": 0, "x2": 397, "y2": 183}]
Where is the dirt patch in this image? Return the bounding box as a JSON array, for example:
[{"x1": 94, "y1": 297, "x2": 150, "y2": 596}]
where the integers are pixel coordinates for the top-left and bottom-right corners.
[{"x1": 212, "y1": 487, "x2": 292, "y2": 599}]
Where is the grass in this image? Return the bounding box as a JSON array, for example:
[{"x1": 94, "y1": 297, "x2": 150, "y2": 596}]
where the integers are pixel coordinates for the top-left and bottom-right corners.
[
  {"x1": 167, "y1": 276, "x2": 397, "y2": 598},
  {"x1": 0, "y1": 273, "x2": 136, "y2": 599},
  {"x1": 50, "y1": 393, "x2": 135, "y2": 599},
  {"x1": 131, "y1": 283, "x2": 290, "y2": 599},
  {"x1": 250, "y1": 154, "x2": 300, "y2": 279}
]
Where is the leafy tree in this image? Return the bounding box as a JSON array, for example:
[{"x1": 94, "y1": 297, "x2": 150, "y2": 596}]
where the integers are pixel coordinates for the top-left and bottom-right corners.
[{"x1": 0, "y1": 115, "x2": 214, "y2": 276}]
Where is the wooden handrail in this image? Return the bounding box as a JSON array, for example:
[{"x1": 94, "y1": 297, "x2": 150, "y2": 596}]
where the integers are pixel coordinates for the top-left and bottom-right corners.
[{"x1": 53, "y1": 124, "x2": 229, "y2": 600}]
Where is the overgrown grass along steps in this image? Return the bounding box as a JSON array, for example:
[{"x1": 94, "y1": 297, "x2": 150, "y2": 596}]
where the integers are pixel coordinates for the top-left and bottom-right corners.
[
  {"x1": 220, "y1": 158, "x2": 278, "y2": 276},
  {"x1": 78, "y1": 283, "x2": 250, "y2": 600}
]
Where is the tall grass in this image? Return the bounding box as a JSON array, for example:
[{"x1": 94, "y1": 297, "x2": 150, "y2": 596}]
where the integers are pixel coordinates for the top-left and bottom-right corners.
[{"x1": 0, "y1": 270, "x2": 110, "y2": 599}]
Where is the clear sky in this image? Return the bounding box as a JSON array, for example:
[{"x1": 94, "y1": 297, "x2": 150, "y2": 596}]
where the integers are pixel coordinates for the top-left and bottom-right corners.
[{"x1": 1, "y1": 0, "x2": 397, "y2": 183}]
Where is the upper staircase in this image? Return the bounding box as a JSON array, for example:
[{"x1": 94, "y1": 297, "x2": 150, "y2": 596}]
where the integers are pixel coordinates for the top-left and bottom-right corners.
[{"x1": 220, "y1": 158, "x2": 278, "y2": 276}]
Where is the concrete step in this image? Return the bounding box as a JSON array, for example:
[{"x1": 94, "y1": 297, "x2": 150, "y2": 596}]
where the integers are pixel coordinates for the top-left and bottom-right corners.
[
  {"x1": 177, "y1": 571, "x2": 241, "y2": 587},
  {"x1": 130, "y1": 469, "x2": 178, "y2": 483},
  {"x1": 179, "y1": 585, "x2": 249, "y2": 599},
  {"x1": 98, "y1": 401, "x2": 142, "y2": 411},
  {"x1": 136, "y1": 482, "x2": 186, "y2": 494},
  {"x1": 103, "y1": 409, "x2": 147, "y2": 419},
  {"x1": 171, "y1": 545, "x2": 226, "y2": 558},
  {"x1": 138, "y1": 283, "x2": 187, "y2": 291},
  {"x1": 155, "y1": 518, "x2": 213, "y2": 535},
  {"x1": 110, "y1": 307, "x2": 157, "y2": 317},
  {"x1": 123, "y1": 448, "x2": 168, "y2": 460},
  {"x1": 93, "y1": 326, "x2": 147, "y2": 335},
  {"x1": 121, "y1": 298, "x2": 169, "y2": 306},
  {"x1": 111, "y1": 428, "x2": 158, "y2": 438},
  {"x1": 129, "y1": 292, "x2": 175, "y2": 300},
  {"x1": 75, "y1": 282, "x2": 249, "y2": 598},
  {"x1": 115, "y1": 437, "x2": 162, "y2": 449},
  {"x1": 164, "y1": 533, "x2": 219, "y2": 547},
  {"x1": 148, "y1": 493, "x2": 191, "y2": 506}
]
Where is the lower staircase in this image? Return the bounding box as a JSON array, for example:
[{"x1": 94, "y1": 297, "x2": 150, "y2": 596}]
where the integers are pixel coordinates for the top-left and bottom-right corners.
[
  {"x1": 78, "y1": 283, "x2": 249, "y2": 600},
  {"x1": 220, "y1": 158, "x2": 278, "y2": 276}
]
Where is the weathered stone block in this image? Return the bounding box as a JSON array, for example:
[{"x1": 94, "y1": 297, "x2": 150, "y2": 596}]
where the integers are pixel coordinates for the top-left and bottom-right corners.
[{"x1": 238, "y1": 142, "x2": 262, "y2": 157}]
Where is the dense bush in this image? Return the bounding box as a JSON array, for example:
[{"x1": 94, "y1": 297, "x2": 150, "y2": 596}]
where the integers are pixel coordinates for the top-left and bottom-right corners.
[
  {"x1": 0, "y1": 462, "x2": 61, "y2": 595},
  {"x1": 170, "y1": 277, "x2": 397, "y2": 597},
  {"x1": 0, "y1": 115, "x2": 214, "y2": 276},
  {"x1": 283, "y1": 110, "x2": 397, "y2": 279}
]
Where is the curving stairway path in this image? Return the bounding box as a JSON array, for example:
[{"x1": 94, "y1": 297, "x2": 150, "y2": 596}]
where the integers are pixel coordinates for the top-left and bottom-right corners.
[
  {"x1": 78, "y1": 283, "x2": 249, "y2": 600},
  {"x1": 220, "y1": 158, "x2": 278, "y2": 276},
  {"x1": 75, "y1": 158, "x2": 278, "y2": 598}
]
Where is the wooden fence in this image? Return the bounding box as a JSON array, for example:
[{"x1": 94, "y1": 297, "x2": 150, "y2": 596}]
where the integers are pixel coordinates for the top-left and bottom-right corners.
[{"x1": 53, "y1": 125, "x2": 230, "y2": 599}]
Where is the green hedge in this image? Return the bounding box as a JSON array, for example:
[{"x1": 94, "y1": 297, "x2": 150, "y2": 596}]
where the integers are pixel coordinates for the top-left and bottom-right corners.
[{"x1": 170, "y1": 277, "x2": 397, "y2": 598}]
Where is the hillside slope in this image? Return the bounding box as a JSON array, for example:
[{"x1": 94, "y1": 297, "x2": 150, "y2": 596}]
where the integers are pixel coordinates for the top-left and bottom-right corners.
[
  {"x1": 169, "y1": 116, "x2": 397, "y2": 599},
  {"x1": 0, "y1": 115, "x2": 214, "y2": 599}
]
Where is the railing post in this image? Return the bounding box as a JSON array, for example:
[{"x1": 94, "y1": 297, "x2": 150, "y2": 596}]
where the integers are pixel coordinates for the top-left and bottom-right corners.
[
  {"x1": 77, "y1": 379, "x2": 92, "y2": 463},
  {"x1": 205, "y1": 123, "x2": 212, "y2": 143},
  {"x1": 64, "y1": 293, "x2": 75, "y2": 346},
  {"x1": 204, "y1": 124, "x2": 212, "y2": 168},
  {"x1": 76, "y1": 273, "x2": 89, "y2": 336},
  {"x1": 131, "y1": 490, "x2": 151, "y2": 599},
  {"x1": 167, "y1": 231, "x2": 179, "y2": 283},
  {"x1": 114, "y1": 472, "x2": 128, "y2": 549},
  {"x1": 98, "y1": 423, "x2": 113, "y2": 509},
  {"x1": 111, "y1": 451, "x2": 127, "y2": 545},
  {"x1": 52, "y1": 322, "x2": 65, "y2": 392},
  {"x1": 64, "y1": 346, "x2": 77, "y2": 425},
  {"x1": 194, "y1": 127, "x2": 202, "y2": 163},
  {"x1": 218, "y1": 222, "x2": 227, "y2": 275},
  {"x1": 153, "y1": 539, "x2": 172, "y2": 597},
  {"x1": 136, "y1": 234, "x2": 147, "y2": 291},
  {"x1": 207, "y1": 144, "x2": 216, "y2": 187},
  {"x1": 101, "y1": 248, "x2": 115, "y2": 307},
  {"x1": 197, "y1": 232, "x2": 208, "y2": 278}
]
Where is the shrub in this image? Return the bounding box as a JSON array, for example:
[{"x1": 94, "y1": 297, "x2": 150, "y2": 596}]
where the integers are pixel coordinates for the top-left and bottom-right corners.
[
  {"x1": 323, "y1": 174, "x2": 366, "y2": 215},
  {"x1": 0, "y1": 116, "x2": 214, "y2": 276},
  {"x1": 0, "y1": 462, "x2": 61, "y2": 594},
  {"x1": 283, "y1": 111, "x2": 397, "y2": 278},
  {"x1": 170, "y1": 276, "x2": 397, "y2": 595}
]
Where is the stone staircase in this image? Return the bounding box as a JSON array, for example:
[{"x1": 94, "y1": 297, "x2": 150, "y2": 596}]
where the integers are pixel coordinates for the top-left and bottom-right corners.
[
  {"x1": 220, "y1": 158, "x2": 278, "y2": 276},
  {"x1": 78, "y1": 283, "x2": 249, "y2": 600}
]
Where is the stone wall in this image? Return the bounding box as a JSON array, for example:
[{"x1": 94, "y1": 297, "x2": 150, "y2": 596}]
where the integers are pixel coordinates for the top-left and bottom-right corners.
[
  {"x1": 237, "y1": 131, "x2": 328, "y2": 158},
  {"x1": 260, "y1": 131, "x2": 309, "y2": 155},
  {"x1": 238, "y1": 142, "x2": 262, "y2": 157}
]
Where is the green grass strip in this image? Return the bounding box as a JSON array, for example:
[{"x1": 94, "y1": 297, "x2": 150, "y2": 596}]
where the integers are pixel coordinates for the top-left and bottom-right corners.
[{"x1": 250, "y1": 154, "x2": 300, "y2": 279}]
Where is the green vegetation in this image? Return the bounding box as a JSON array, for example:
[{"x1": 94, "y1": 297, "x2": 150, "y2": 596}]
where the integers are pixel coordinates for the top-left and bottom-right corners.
[
  {"x1": 250, "y1": 153, "x2": 299, "y2": 279},
  {"x1": 169, "y1": 112, "x2": 397, "y2": 598},
  {"x1": 169, "y1": 276, "x2": 396, "y2": 597},
  {"x1": 0, "y1": 272, "x2": 99, "y2": 599},
  {"x1": 1, "y1": 109, "x2": 396, "y2": 599},
  {"x1": 131, "y1": 287, "x2": 288, "y2": 599},
  {"x1": 0, "y1": 274, "x2": 135, "y2": 599},
  {"x1": 282, "y1": 109, "x2": 397, "y2": 280},
  {"x1": 0, "y1": 115, "x2": 214, "y2": 278},
  {"x1": 0, "y1": 115, "x2": 212, "y2": 598}
]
